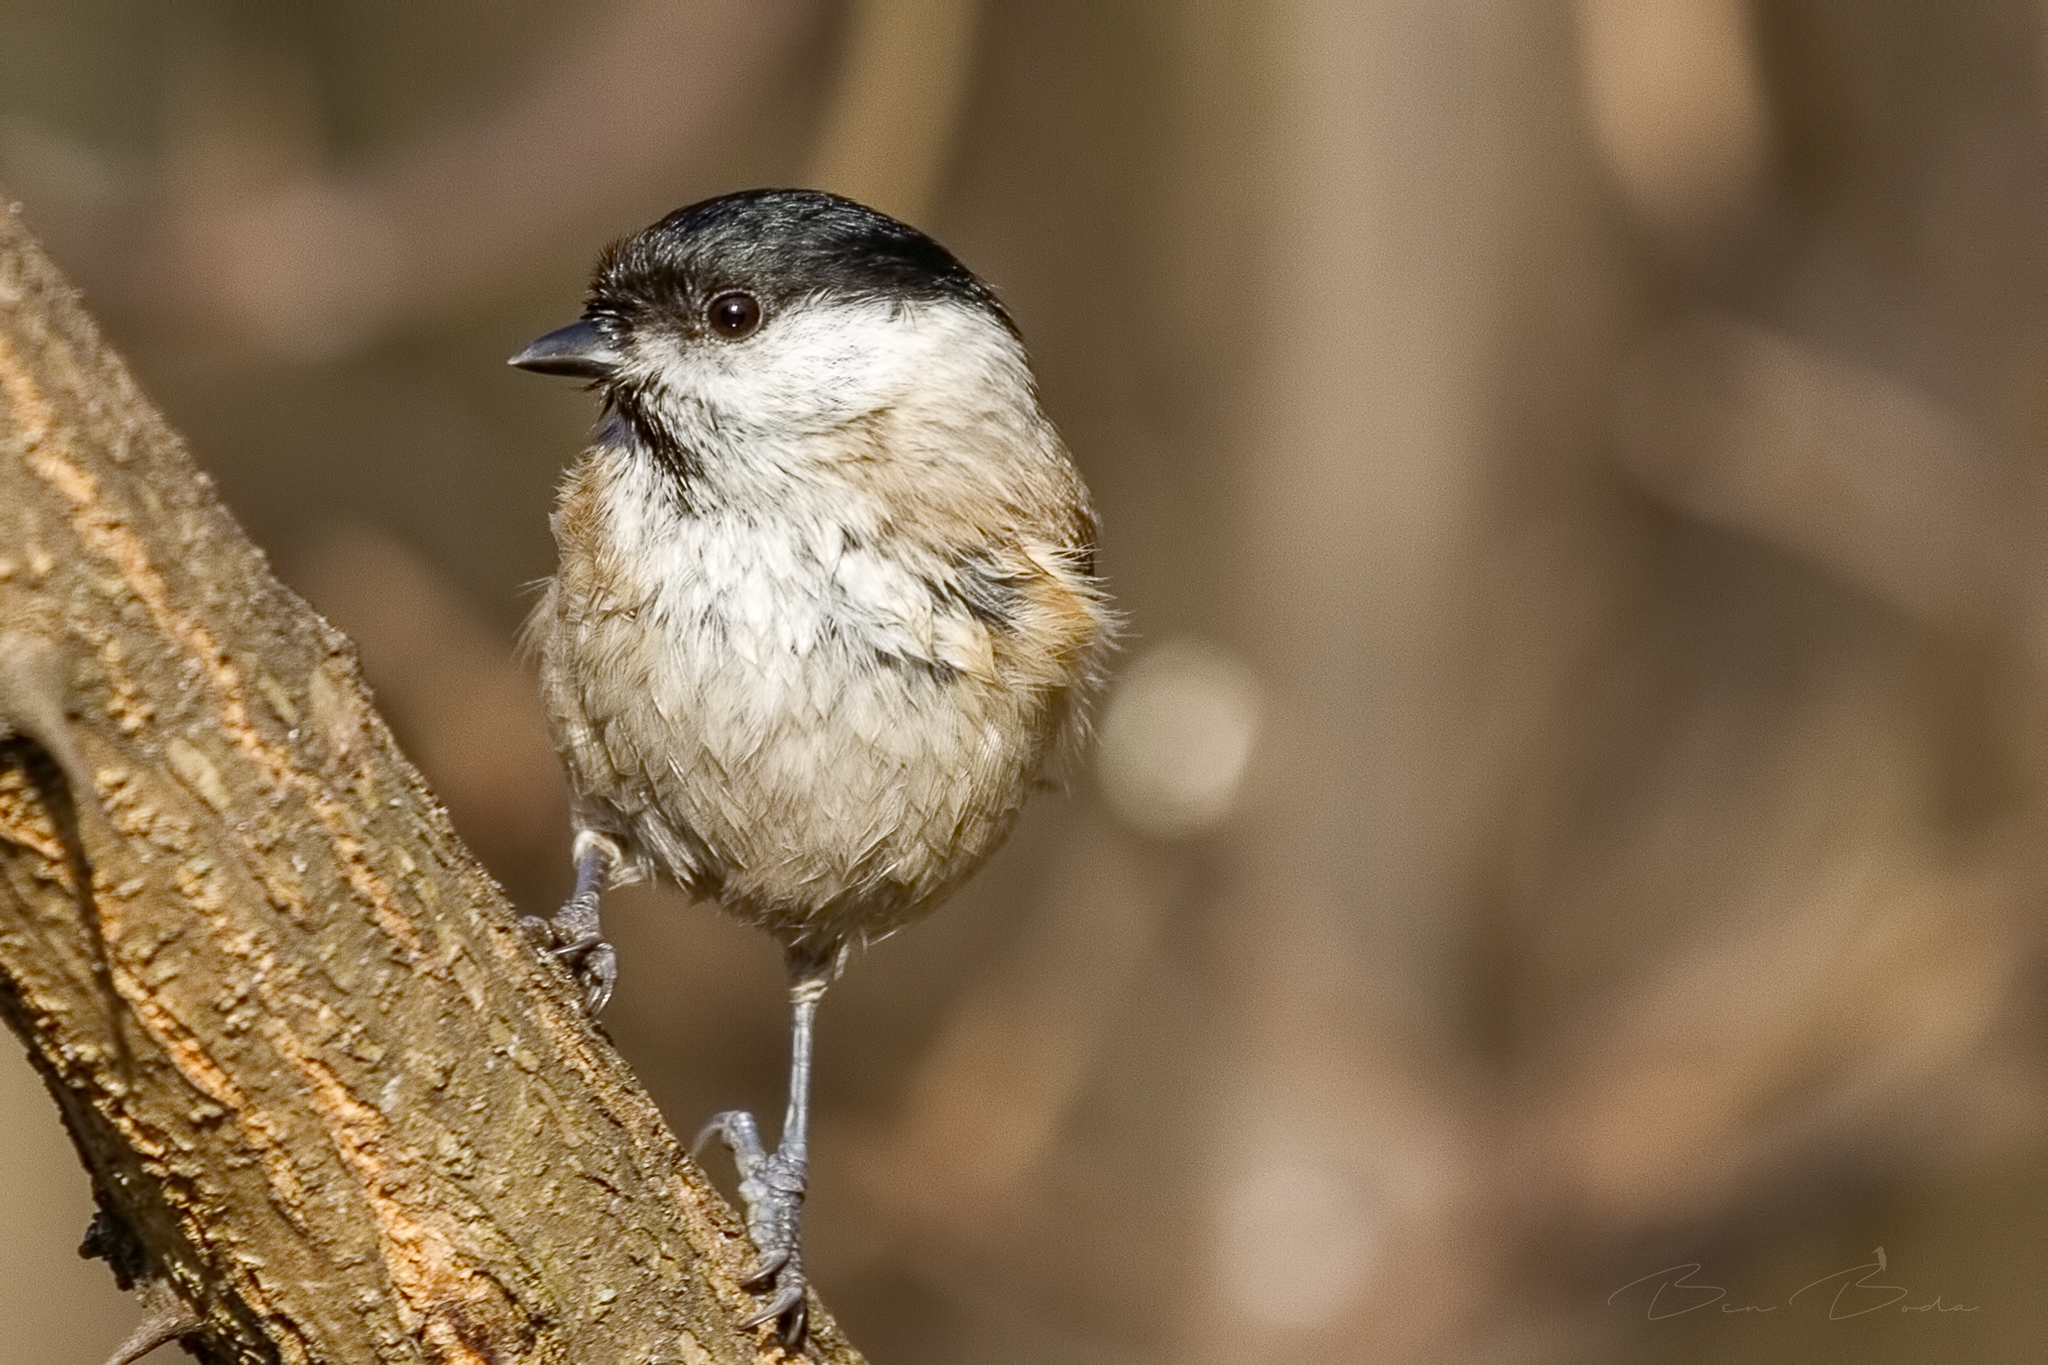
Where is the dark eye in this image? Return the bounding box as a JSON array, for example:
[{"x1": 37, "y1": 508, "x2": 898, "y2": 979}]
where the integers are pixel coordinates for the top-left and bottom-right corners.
[{"x1": 708, "y1": 291, "x2": 762, "y2": 338}]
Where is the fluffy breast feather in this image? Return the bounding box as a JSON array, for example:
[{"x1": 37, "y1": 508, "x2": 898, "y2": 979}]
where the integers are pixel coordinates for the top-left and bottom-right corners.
[{"x1": 532, "y1": 442, "x2": 1111, "y2": 949}]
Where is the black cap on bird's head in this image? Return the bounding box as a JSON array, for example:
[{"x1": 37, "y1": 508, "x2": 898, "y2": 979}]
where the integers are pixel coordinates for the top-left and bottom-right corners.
[{"x1": 509, "y1": 189, "x2": 1015, "y2": 380}]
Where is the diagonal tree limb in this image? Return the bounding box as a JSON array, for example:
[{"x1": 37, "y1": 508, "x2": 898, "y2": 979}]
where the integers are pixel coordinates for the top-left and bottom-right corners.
[{"x1": 0, "y1": 201, "x2": 864, "y2": 1365}]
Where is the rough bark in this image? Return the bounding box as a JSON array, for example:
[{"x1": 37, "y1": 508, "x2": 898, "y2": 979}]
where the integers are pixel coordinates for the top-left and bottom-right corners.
[{"x1": 0, "y1": 204, "x2": 864, "y2": 1364}]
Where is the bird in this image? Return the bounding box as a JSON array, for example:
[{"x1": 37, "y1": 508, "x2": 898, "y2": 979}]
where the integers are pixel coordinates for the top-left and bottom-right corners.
[{"x1": 509, "y1": 188, "x2": 1113, "y2": 1345}]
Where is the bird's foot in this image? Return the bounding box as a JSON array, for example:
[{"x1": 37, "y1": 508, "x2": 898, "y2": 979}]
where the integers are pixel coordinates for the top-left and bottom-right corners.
[
  {"x1": 698, "y1": 1109, "x2": 809, "y2": 1347},
  {"x1": 525, "y1": 831, "x2": 622, "y2": 1013},
  {"x1": 521, "y1": 884, "x2": 616, "y2": 1015}
]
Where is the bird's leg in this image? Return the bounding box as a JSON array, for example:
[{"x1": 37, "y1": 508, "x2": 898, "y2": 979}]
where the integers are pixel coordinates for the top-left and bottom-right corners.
[
  {"x1": 698, "y1": 950, "x2": 840, "y2": 1347},
  {"x1": 525, "y1": 829, "x2": 621, "y2": 1014}
]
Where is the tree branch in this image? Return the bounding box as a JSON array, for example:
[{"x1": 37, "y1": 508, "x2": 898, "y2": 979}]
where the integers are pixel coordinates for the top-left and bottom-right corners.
[{"x1": 0, "y1": 203, "x2": 864, "y2": 1364}]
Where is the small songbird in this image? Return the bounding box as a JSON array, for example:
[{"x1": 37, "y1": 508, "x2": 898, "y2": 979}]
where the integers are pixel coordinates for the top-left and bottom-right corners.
[{"x1": 510, "y1": 189, "x2": 1113, "y2": 1343}]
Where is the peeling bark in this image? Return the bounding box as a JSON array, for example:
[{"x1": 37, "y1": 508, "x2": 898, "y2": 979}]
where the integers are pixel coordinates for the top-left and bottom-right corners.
[{"x1": 0, "y1": 205, "x2": 865, "y2": 1364}]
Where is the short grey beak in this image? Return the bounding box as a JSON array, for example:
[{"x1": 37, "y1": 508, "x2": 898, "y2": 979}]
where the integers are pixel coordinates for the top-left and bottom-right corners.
[{"x1": 509, "y1": 319, "x2": 621, "y2": 378}]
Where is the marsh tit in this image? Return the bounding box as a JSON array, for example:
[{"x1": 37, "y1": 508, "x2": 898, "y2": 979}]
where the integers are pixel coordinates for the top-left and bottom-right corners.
[{"x1": 511, "y1": 189, "x2": 1113, "y2": 1344}]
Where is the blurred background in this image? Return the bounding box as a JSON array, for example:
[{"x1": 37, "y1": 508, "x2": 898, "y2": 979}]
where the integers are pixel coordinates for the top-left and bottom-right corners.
[{"x1": 5, "y1": 0, "x2": 2048, "y2": 1360}]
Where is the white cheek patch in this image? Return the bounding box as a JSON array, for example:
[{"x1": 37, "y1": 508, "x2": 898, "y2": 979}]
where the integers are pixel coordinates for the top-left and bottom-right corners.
[{"x1": 640, "y1": 297, "x2": 1031, "y2": 446}]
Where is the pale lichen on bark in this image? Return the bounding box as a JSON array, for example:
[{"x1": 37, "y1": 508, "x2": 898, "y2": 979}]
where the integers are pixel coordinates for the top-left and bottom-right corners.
[{"x1": 0, "y1": 203, "x2": 864, "y2": 1364}]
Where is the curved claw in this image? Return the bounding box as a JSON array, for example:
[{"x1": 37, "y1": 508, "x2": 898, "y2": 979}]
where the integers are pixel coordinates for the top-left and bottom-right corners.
[
  {"x1": 741, "y1": 1277, "x2": 808, "y2": 1334},
  {"x1": 695, "y1": 1109, "x2": 766, "y2": 1168},
  {"x1": 524, "y1": 915, "x2": 616, "y2": 1014},
  {"x1": 576, "y1": 941, "x2": 617, "y2": 1014},
  {"x1": 740, "y1": 1245, "x2": 791, "y2": 1286}
]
